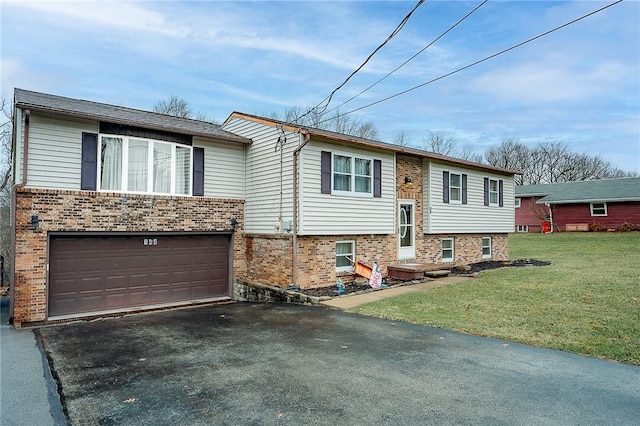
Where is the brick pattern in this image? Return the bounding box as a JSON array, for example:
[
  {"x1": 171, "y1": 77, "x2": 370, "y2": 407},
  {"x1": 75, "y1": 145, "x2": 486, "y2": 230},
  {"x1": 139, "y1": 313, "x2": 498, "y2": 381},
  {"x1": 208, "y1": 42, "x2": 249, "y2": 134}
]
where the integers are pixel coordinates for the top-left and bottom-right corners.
[
  {"x1": 13, "y1": 188, "x2": 244, "y2": 325},
  {"x1": 245, "y1": 155, "x2": 508, "y2": 290}
]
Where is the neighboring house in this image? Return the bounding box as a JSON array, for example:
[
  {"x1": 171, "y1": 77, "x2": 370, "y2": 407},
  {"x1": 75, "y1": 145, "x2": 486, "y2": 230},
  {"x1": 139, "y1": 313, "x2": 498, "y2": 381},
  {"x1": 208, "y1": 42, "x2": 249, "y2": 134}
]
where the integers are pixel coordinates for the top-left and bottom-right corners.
[
  {"x1": 515, "y1": 178, "x2": 640, "y2": 233},
  {"x1": 10, "y1": 89, "x2": 517, "y2": 326},
  {"x1": 222, "y1": 112, "x2": 516, "y2": 290},
  {"x1": 11, "y1": 89, "x2": 251, "y2": 326}
]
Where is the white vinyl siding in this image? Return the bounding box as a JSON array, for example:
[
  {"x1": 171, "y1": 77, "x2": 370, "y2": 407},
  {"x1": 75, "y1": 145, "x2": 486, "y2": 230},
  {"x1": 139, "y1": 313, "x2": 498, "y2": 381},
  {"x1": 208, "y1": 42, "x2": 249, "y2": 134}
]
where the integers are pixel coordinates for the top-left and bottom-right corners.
[
  {"x1": 193, "y1": 137, "x2": 245, "y2": 200},
  {"x1": 299, "y1": 141, "x2": 395, "y2": 235},
  {"x1": 222, "y1": 117, "x2": 296, "y2": 234},
  {"x1": 426, "y1": 161, "x2": 515, "y2": 234},
  {"x1": 24, "y1": 112, "x2": 97, "y2": 190}
]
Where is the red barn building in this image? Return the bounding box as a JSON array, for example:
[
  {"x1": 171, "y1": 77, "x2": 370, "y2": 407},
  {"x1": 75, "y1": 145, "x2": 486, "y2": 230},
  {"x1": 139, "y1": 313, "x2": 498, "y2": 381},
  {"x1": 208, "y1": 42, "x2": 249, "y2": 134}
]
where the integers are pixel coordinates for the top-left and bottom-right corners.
[{"x1": 515, "y1": 178, "x2": 640, "y2": 233}]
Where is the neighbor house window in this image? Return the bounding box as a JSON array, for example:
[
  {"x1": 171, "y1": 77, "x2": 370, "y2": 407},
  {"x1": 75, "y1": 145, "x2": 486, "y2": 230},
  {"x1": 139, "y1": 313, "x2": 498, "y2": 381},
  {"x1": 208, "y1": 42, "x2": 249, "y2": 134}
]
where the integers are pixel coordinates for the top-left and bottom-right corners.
[
  {"x1": 517, "y1": 225, "x2": 529, "y2": 233},
  {"x1": 590, "y1": 203, "x2": 607, "y2": 216},
  {"x1": 99, "y1": 135, "x2": 192, "y2": 195},
  {"x1": 336, "y1": 241, "x2": 355, "y2": 271},
  {"x1": 482, "y1": 237, "x2": 492, "y2": 259},
  {"x1": 514, "y1": 198, "x2": 521, "y2": 208},
  {"x1": 333, "y1": 154, "x2": 372, "y2": 195},
  {"x1": 442, "y1": 238, "x2": 454, "y2": 262}
]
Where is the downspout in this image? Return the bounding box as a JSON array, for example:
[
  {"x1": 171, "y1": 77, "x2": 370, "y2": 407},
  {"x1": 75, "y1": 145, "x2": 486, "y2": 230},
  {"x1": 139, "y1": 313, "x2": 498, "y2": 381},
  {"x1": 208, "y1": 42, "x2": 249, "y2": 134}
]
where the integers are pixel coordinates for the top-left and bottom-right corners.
[
  {"x1": 9, "y1": 108, "x2": 29, "y2": 323},
  {"x1": 291, "y1": 130, "x2": 311, "y2": 285}
]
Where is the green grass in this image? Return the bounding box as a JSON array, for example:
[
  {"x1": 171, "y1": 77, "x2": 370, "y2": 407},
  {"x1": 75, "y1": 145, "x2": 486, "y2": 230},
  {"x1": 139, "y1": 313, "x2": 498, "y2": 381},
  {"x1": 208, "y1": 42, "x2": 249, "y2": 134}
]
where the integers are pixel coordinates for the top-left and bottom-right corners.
[{"x1": 352, "y1": 232, "x2": 640, "y2": 364}]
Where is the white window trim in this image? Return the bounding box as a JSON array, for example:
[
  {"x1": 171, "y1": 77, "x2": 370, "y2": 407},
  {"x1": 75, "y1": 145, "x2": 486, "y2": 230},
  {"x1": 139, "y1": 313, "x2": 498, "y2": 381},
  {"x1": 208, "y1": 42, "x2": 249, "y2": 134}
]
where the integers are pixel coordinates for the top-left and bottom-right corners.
[
  {"x1": 517, "y1": 225, "x2": 529, "y2": 233},
  {"x1": 336, "y1": 240, "x2": 356, "y2": 272},
  {"x1": 332, "y1": 151, "x2": 374, "y2": 198},
  {"x1": 488, "y1": 178, "x2": 499, "y2": 207},
  {"x1": 590, "y1": 202, "x2": 607, "y2": 217},
  {"x1": 442, "y1": 238, "x2": 454, "y2": 263},
  {"x1": 449, "y1": 172, "x2": 462, "y2": 205},
  {"x1": 97, "y1": 134, "x2": 193, "y2": 196},
  {"x1": 515, "y1": 198, "x2": 521, "y2": 208},
  {"x1": 482, "y1": 237, "x2": 492, "y2": 259}
]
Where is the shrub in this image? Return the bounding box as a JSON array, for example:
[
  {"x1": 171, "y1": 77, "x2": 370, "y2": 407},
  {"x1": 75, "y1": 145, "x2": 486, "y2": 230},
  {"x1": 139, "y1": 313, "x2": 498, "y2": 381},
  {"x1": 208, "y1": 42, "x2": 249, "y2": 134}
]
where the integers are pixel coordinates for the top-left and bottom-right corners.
[
  {"x1": 615, "y1": 222, "x2": 637, "y2": 232},
  {"x1": 590, "y1": 221, "x2": 608, "y2": 232}
]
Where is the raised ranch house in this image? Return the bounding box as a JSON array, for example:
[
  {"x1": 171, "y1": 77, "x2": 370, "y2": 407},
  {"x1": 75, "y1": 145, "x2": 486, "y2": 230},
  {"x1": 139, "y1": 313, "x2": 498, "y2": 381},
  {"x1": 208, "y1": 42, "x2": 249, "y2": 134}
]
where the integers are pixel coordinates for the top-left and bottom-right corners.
[
  {"x1": 515, "y1": 178, "x2": 640, "y2": 233},
  {"x1": 10, "y1": 89, "x2": 517, "y2": 326}
]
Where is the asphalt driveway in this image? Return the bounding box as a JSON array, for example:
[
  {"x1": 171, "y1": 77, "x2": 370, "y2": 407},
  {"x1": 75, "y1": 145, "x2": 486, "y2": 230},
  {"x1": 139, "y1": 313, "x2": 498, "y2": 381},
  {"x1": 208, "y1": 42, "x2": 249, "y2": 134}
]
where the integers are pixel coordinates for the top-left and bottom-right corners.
[{"x1": 38, "y1": 302, "x2": 639, "y2": 425}]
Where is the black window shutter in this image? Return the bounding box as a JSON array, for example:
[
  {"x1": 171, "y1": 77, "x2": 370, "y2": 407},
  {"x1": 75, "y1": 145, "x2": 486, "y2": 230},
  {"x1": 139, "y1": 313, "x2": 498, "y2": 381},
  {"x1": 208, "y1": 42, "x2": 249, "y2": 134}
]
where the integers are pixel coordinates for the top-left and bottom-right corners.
[
  {"x1": 321, "y1": 151, "x2": 331, "y2": 194},
  {"x1": 193, "y1": 147, "x2": 205, "y2": 196},
  {"x1": 483, "y1": 177, "x2": 489, "y2": 206},
  {"x1": 442, "y1": 171, "x2": 450, "y2": 203},
  {"x1": 462, "y1": 174, "x2": 468, "y2": 205},
  {"x1": 499, "y1": 179, "x2": 504, "y2": 207},
  {"x1": 373, "y1": 159, "x2": 382, "y2": 198},
  {"x1": 81, "y1": 132, "x2": 98, "y2": 191}
]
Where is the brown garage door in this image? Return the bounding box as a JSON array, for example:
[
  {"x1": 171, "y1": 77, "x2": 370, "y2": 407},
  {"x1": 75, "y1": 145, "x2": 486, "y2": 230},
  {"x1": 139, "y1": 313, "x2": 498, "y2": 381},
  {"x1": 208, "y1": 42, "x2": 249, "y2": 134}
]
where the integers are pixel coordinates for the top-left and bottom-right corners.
[{"x1": 48, "y1": 234, "x2": 231, "y2": 318}]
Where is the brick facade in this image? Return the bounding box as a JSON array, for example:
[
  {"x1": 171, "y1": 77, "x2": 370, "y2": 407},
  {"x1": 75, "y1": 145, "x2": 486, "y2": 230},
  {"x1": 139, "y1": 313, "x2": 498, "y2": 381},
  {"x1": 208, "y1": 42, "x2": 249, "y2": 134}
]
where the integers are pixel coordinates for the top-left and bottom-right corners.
[
  {"x1": 13, "y1": 188, "x2": 244, "y2": 326},
  {"x1": 244, "y1": 155, "x2": 509, "y2": 290}
]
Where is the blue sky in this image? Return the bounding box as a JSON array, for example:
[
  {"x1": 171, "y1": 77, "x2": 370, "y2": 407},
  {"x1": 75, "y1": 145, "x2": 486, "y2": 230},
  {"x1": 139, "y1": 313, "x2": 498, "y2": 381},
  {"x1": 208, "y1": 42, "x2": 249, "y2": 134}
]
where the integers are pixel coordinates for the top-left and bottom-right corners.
[{"x1": 2, "y1": 0, "x2": 638, "y2": 172}]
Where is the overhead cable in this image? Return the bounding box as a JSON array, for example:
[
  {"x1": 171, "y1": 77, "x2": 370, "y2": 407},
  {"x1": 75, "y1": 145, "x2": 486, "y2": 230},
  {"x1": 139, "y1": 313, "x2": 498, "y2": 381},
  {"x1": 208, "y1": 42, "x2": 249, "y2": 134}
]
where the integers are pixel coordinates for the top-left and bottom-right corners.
[
  {"x1": 324, "y1": 0, "x2": 488, "y2": 117},
  {"x1": 293, "y1": 0, "x2": 425, "y2": 124},
  {"x1": 318, "y1": 0, "x2": 623, "y2": 125}
]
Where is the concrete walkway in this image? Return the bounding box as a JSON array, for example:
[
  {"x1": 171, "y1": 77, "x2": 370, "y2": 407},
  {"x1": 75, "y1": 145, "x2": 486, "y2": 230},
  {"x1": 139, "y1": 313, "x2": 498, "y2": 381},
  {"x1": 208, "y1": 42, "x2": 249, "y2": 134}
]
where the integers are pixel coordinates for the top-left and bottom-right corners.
[
  {"x1": 321, "y1": 275, "x2": 473, "y2": 309},
  {"x1": 0, "y1": 298, "x2": 66, "y2": 426}
]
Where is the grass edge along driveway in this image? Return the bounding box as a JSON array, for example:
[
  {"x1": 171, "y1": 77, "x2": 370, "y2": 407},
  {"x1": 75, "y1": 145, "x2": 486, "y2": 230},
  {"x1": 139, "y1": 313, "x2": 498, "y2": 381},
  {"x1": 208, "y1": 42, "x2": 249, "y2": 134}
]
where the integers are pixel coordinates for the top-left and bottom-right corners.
[{"x1": 352, "y1": 232, "x2": 640, "y2": 365}]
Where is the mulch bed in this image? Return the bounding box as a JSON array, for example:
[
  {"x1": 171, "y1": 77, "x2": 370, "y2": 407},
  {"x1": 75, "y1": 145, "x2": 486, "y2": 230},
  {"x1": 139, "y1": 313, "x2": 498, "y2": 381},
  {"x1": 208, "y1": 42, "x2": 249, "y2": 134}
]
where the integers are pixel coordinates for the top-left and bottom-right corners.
[{"x1": 301, "y1": 259, "x2": 552, "y2": 298}]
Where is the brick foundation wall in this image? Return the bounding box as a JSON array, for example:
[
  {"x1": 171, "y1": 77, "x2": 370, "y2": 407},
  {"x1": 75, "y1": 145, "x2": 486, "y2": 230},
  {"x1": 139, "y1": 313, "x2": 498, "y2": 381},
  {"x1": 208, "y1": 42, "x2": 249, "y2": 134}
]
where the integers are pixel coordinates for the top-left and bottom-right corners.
[{"x1": 13, "y1": 188, "x2": 244, "y2": 325}]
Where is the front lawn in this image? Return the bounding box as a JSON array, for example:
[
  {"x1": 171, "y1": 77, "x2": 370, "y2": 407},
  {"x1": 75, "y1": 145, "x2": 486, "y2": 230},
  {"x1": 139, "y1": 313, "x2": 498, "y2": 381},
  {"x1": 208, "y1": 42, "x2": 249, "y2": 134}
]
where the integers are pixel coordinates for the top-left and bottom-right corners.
[{"x1": 352, "y1": 232, "x2": 640, "y2": 364}]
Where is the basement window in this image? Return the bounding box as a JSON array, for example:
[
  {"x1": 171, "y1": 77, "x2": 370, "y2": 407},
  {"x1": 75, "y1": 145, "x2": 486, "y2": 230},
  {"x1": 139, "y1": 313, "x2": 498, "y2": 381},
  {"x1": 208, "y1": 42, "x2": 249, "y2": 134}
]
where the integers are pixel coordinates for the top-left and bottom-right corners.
[
  {"x1": 482, "y1": 237, "x2": 492, "y2": 259},
  {"x1": 442, "y1": 238, "x2": 454, "y2": 262},
  {"x1": 336, "y1": 241, "x2": 355, "y2": 272}
]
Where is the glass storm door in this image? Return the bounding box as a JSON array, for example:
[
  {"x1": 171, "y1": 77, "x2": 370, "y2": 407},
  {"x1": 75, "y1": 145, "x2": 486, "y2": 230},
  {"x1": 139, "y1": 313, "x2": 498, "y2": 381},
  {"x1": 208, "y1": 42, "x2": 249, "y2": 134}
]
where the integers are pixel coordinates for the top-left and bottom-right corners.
[{"x1": 398, "y1": 201, "x2": 415, "y2": 260}]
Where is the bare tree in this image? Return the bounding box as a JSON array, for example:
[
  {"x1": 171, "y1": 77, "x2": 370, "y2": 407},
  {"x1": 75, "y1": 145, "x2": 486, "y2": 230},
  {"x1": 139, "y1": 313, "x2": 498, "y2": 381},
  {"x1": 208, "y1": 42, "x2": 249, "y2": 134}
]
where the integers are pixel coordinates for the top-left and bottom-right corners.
[
  {"x1": 0, "y1": 96, "x2": 13, "y2": 287},
  {"x1": 485, "y1": 138, "x2": 637, "y2": 185},
  {"x1": 153, "y1": 96, "x2": 214, "y2": 122},
  {"x1": 423, "y1": 132, "x2": 457, "y2": 156},
  {"x1": 268, "y1": 107, "x2": 379, "y2": 140},
  {"x1": 393, "y1": 130, "x2": 411, "y2": 147}
]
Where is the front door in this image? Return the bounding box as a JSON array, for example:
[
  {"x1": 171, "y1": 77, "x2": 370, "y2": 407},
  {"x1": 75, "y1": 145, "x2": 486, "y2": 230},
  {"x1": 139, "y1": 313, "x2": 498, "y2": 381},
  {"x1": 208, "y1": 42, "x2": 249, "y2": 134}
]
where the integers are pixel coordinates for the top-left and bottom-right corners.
[{"x1": 398, "y1": 201, "x2": 415, "y2": 260}]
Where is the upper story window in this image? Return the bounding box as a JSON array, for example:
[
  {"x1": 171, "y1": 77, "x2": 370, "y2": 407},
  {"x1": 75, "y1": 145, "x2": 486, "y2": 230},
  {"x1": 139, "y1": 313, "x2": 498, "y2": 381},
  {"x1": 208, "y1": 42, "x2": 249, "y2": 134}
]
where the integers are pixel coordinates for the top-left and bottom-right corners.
[
  {"x1": 99, "y1": 135, "x2": 192, "y2": 196},
  {"x1": 443, "y1": 171, "x2": 467, "y2": 204},
  {"x1": 333, "y1": 154, "x2": 371, "y2": 195},
  {"x1": 488, "y1": 179, "x2": 499, "y2": 206},
  {"x1": 321, "y1": 150, "x2": 381, "y2": 197},
  {"x1": 484, "y1": 177, "x2": 504, "y2": 207},
  {"x1": 590, "y1": 203, "x2": 607, "y2": 216}
]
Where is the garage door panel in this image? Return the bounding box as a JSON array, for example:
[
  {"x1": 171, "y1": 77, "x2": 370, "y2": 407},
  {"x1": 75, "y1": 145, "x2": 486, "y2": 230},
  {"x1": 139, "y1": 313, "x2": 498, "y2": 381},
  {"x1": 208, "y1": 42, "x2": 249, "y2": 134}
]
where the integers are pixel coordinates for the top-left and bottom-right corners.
[{"x1": 49, "y1": 234, "x2": 231, "y2": 318}]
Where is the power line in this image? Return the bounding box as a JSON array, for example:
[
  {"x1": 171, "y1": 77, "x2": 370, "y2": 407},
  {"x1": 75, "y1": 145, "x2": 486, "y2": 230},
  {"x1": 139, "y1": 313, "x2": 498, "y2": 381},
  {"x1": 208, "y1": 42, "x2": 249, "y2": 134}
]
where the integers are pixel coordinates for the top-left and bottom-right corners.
[
  {"x1": 318, "y1": 0, "x2": 624, "y2": 126},
  {"x1": 324, "y1": 0, "x2": 488, "y2": 117},
  {"x1": 294, "y1": 0, "x2": 425, "y2": 124}
]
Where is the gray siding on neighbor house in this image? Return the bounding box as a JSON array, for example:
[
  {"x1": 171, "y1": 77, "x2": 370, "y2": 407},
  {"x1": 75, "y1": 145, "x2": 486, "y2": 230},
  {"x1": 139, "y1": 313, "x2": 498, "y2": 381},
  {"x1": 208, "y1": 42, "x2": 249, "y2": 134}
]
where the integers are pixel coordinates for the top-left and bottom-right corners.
[
  {"x1": 24, "y1": 112, "x2": 97, "y2": 190},
  {"x1": 222, "y1": 116, "x2": 298, "y2": 234},
  {"x1": 426, "y1": 160, "x2": 515, "y2": 234},
  {"x1": 299, "y1": 141, "x2": 395, "y2": 235},
  {"x1": 193, "y1": 136, "x2": 245, "y2": 200}
]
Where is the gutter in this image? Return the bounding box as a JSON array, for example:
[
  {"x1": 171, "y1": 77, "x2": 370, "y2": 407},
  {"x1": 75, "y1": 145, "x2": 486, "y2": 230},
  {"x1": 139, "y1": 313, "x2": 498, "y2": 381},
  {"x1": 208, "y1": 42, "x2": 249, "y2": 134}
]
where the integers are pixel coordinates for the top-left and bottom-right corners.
[
  {"x1": 9, "y1": 108, "x2": 29, "y2": 323},
  {"x1": 291, "y1": 130, "x2": 311, "y2": 285}
]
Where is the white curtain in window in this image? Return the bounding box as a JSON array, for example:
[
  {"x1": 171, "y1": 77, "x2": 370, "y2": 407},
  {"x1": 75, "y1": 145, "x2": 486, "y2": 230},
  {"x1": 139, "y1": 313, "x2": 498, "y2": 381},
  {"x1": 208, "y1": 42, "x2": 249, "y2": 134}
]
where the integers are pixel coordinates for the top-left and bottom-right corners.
[
  {"x1": 153, "y1": 142, "x2": 171, "y2": 193},
  {"x1": 100, "y1": 137, "x2": 122, "y2": 191},
  {"x1": 128, "y1": 139, "x2": 148, "y2": 192},
  {"x1": 354, "y1": 158, "x2": 371, "y2": 193},
  {"x1": 175, "y1": 146, "x2": 191, "y2": 195},
  {"x1": 333, "y1": 155, "x2": 351, "y2": 191}
]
